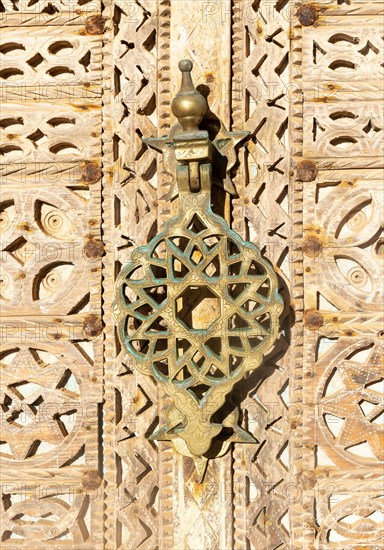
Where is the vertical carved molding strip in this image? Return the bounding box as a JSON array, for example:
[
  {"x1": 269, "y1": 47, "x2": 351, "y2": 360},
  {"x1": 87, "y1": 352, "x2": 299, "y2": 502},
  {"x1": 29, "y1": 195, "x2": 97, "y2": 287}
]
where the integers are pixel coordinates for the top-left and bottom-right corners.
[
  {"x1": 231, "y1": 1, "x2": 294, "y2": 547},
  {"x1": 113, "y1": 58, "x2": 284, "y2": 480}
]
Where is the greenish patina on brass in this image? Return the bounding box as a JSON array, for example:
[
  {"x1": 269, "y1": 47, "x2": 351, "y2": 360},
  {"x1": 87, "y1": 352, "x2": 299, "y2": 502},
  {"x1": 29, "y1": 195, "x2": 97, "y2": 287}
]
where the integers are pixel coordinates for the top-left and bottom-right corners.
[{"x1": 112, "y1": 60, "x2": 283, "y2": 481}]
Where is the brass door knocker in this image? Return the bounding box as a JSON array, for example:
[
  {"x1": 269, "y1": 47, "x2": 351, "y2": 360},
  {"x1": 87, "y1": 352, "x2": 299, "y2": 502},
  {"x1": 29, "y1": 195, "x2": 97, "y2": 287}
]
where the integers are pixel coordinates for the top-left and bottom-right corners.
[{"x1": 113, "y1": 60, "x2": 283, "y2": 481}]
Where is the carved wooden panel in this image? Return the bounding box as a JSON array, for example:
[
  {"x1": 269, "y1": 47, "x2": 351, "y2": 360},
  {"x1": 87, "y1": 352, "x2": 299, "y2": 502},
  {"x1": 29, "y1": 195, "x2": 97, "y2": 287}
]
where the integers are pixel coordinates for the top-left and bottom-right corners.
[
  {"x1": 293, "y1": 5, "x2": 384, "y2": 548},
  {"x1": 0, "y1": 3, "x2": 104, "y2": 547},
  {"x1": 2, "y1": 0, "x2": 383, "y2": 547}
]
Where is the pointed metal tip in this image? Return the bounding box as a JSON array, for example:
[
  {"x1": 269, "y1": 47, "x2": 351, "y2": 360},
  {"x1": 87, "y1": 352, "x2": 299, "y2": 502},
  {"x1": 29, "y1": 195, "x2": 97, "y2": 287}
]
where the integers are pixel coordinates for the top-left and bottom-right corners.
[{"x1": 193, "y1": 456, "x2": 209, "y2": 483}]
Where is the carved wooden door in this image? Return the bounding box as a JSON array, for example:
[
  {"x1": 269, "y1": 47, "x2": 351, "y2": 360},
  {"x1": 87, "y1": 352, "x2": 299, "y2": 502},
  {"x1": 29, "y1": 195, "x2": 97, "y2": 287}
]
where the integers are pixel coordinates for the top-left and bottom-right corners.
[{"x1": 1, "y1": 0, "x2": 383, "y2": 548}]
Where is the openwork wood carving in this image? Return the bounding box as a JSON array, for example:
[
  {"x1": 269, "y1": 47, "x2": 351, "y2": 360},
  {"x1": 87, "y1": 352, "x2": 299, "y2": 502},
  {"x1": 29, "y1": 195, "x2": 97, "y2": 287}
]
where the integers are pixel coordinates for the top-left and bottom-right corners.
[{"x1": 113, "y1": 60, "x2": 283, "y2": 480}]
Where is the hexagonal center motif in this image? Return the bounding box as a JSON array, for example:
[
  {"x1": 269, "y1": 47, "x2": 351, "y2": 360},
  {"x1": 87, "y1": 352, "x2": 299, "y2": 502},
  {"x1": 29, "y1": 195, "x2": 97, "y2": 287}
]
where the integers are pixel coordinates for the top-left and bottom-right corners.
[{"x1": 176, "y1": 286, "x2": 221, "y2": 331}]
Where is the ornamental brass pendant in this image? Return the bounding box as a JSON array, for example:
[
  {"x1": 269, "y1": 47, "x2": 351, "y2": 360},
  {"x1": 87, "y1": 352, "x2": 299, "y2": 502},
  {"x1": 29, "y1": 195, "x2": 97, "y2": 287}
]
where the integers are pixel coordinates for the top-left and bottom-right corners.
[{"x1": 113, "y1": 60, "x2": 283, "y2": 480}]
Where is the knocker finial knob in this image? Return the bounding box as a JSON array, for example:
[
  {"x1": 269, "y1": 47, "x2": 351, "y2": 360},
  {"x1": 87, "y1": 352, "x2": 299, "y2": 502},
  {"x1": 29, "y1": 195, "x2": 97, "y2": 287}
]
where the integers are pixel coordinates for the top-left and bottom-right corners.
[{"x1": 171, "y1": 59, "x2": 208, "y2": 133}]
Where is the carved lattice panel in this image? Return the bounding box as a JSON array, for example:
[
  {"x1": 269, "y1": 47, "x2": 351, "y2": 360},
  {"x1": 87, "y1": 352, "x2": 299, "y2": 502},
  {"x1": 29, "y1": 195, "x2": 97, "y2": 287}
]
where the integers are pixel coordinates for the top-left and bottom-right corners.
[
  {"x1": 101, "y1": 1, "x2": 164, "y2": 547},
  {"x1": 0, "y1": 4, "x2": 104, "y2": 547},
  {"x1": 231, "y1": 1, "x2": 293, "y2": 548},
  {"x1": 295, "y1": 7, "x2": 384, "y2": 548},
  {"x1": 2, "y1": 0, "x2": 383, "y2": 547}
]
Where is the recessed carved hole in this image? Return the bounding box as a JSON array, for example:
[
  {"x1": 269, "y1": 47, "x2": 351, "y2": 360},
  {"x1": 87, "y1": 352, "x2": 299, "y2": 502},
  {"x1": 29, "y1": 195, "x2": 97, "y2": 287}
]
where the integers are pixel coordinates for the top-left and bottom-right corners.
[
  {"x1": 138, "y1": 93, "x2": 156, "y2": 116},
  {"x1": 228, "y1": 312, "x2": 249, "y2": 330},
  {"x1": 131, "y1": 339, "x2": 149, "y2": 355},
  {"x1": 29, "y1": 394, "x2": 44, "y2": 415},
  {"x1": 228, "y1": 336, "x2": 244, "y2": 350},
  {"x1": 176, "y1": 338, "x2": 192, "y2": 356},
  {"x1": 56, "y1": 369, "x2": 79, "y2": 396},
  {"x1": 0, "y1": 348, "x2": 20, "y2": 365},
  {"x1": 335, "y1": 200, "x2": 371, "y2": 237},
  {"x1": 248, "y1": 335, "x2": 264, "y2": 349},
  {"x1": 275, "y1": 52, "x2": 289, "y2": 78},
  {"x1": 42, "y1": 2, "x2": 60, "y2": 14},
  {"x1": 203, "y1": 235, "x2": 220, "y2": 250},
  {"x1": 192, "y1": 350, "x2": 206, "y2": 369},
  {"x1": 0, "y1": 145, "x2": 23, "y2": 157},
  {"x1": 136, "y1": 69, "x2": 149, "y2": 95},
  {"x1": 79, "y1": 51, "x2": 91, "y2": 71},
  {"x1": 0, "y1": 42, "x2": 26, "y2": 54},
  {"x1": 227, "y1": 282, "x2": 250, "y2": 300},
  {"x1": 241, "y1": 299, "x2": 260, "y2": 313},
  {"x1": 323, "y1": 413, "x2": 344, "y2": 438},
  {"x1": 147, "y1": 316, "x2": 167, "y2": 333},
  {"x1": 228, "y1": 261, "x2": 242, "y2": 276},
  {"x1": 358, "y1": 399, "x2": 378, "y2": 417},
  {"x1": 0, "y1": 68, "x2": 24, "y2": 80},
  {"x1": 143, "y1": 28, "x2": 156, "y2": 51},
  {"x1": 328, "y1": 33, "x2": 359, "y2": 44},
  {"x1": 205, "y1": 337, "x2": 222, "y2": 358},
  {"x1": 154, "y1": 338, "x2": 168, "y2": 353},
  {"x1": 170, "y1": 236, "x2": 189, "y2": 253},
  {"x1": 204, "y1": 255, "x2": 221, "y2": 277},
  {"x1": 143, "y1": 285, "x2": 167, "y2": 305},
  {"x1": 187, "y1": 383, "x2": 211, "y2": 402},
  {"x1": 46, "y1": 66, "x2": 75, "y2": 78},
  {"x1": 256, "y1": 313, "x2": 271, "y2": 332},
  {"x1": 48, "y1": 41, "x2": 73, "y2": 55},
  {"x1": 128, "y1": 265, "x2": 145, "y2": 281},
  {"x1": 32, "y1": 262, "x2": 74, "y2": 300},
  {"x1": 150, "y1": 264, "x2": 167, "y2": 279},
  {"x1": 176, "y1": 286, "x2": 220, "y2": 330},
  {"x1": 4, "y1": 236, "x2": 29, "y2": 265},
  {"x1": 153, "y1": 359, "x2": 169, "y2": 378},
  {"x1": 122, "y1": 284, "x2": 139, "y2": 304},
  {"x1": 346, "y1": 343, "x2": 374, "y2": 362},
  {"x1": 49, "y1": 142, "x2": 79, "y2": 155},
  {"x1": 329, "y1": 111, "x2": 357, "y2": 120},
  {"x1": 207, "y1": 364, "x2": 226, "y2": 379},
  {"x1": 374, "y1": 238, "x2": 384, "y2": 258},
  {"x1": 151, "y1": 239, "x2": 166, "y2": 260},
  {"x1": 134, "y1": 303, "x2": 154, "y2": 317},
  {"x1": 0, "y1": 200, "x2": 12, "y2": 226},
  {"x1": 329, "y1": 60, "x2": 356, "y2": 71},
  {"x1": 359, "y1": 40, "x2": 379, "y2": 56},
  {"x1": 54, "y1": 409, "x2": 77, "y2": 436},
  {"x1": 190, "y1": 245, "x2": 203, "y2": 265},
  {"x1": 25, "y1": 440, "x2": 41, "y2": 458},
  {"x1": 229, "y1": 354, "x2": 243, "y2": 373},
  {"x1": 312, "y1": 117, "x2": 325, "y2": 141},
  {"x1": 0, "y1": 117, "x2": 23, "y2": 128},
  {"x1": 226, "y1": 239, "x2": 240, "y2": 257},
  {"x1": 187, "y1": 214, "x2": 207, "y2": 234},
  {"x1": 362, "y1": 120, "x2": 380, "y2": 134},
  {"x1": 27, "y1": 128, "x2": 45, "y2": 143},
  {"x1": 248, "y1": 260, "x2": 266, "y2": 276},
  {"x1": 125, "y1": 315, "x2": 141, "y2": 336},
  {"x1": 345, "y1": 440, "x2": 376, "y2": 458},
  {"x1": 27, "y1": 53, "x2": 44, "y2": 68},
  {"x1": 47, "y1": 117, "x2": 75, "y2": 128}
]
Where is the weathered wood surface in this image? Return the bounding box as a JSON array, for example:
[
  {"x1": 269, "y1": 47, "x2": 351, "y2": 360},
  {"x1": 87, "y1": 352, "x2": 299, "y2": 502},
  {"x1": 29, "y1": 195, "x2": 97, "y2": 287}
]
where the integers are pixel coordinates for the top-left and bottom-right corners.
[
  {"x1": 0, "y1": 0, "x2": 104, "y2": 546},
  {"x1": 1, "y1": 0, "x2": 383, "y2": 547}
]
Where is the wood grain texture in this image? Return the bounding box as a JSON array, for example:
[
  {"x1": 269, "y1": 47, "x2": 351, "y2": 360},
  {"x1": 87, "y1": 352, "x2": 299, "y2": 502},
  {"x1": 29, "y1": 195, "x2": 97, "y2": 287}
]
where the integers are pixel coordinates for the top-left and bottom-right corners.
[
  {"x1": 2, "y1": 0, "x2": 383, "y2": 547},
  {"x1": 0, "y1": 7, "x2": 103, "y2": 549}
]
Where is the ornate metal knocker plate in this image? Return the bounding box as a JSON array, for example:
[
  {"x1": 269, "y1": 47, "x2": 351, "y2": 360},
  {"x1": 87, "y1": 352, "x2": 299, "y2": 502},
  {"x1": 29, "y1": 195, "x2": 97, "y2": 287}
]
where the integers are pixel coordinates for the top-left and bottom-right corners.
[{"x1": 113, "y1": 60, "x2": 283, "y2": 480}]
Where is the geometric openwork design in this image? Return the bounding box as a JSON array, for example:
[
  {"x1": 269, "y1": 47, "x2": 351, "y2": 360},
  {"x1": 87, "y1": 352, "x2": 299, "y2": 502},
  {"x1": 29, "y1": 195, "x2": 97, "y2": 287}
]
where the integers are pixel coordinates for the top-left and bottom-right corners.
[
  {"x1": 113, "y1": 57, "x2": 284, "y2": 480},
  {"x1": 113, "y1": 194, "x2": 283, "y2": 477}
]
